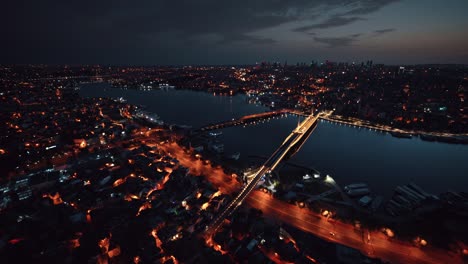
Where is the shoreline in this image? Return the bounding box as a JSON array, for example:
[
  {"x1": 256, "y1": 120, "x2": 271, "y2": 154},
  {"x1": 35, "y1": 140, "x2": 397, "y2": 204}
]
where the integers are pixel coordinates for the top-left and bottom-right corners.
[
  {"x1": 98, "y1": 83, "x2": 468, "y2": 144},
  {"x1": 317, "y1": 113, "x2": 468, "y2": 145}
]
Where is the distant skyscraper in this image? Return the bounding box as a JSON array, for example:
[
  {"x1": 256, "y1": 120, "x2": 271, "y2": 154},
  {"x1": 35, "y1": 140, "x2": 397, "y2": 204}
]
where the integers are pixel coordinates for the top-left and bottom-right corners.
[{"x1": 398, "y1": 66, "x2": 405, "y2": 74}]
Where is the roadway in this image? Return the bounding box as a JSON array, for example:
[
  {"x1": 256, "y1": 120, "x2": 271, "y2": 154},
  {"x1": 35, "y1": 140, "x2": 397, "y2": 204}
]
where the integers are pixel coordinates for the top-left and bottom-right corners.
[
  {"x1": 198, "y1": 110, "x2": 288, "y2": 132},
  {"x1": 205, "y1": 114, "x2": 319, "y2": 234},
  {"x1": 247, "y1": 191, "x2": 463, "y2": 264},
  {"x1": 135, "y1": 117, "x2": 463, "y2": 263}
]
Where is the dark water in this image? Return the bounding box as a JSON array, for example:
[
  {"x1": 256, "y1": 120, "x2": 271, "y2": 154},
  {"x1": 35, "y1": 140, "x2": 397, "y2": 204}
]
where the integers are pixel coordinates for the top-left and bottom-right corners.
[{"x1": 79, "y1": 83, "x2": 468, "y2": 197}]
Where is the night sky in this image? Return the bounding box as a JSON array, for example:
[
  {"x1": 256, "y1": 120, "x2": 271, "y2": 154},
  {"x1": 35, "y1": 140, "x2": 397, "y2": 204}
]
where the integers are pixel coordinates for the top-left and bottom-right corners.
[{"x1": 1, "y1": 0, "x2": 467, "y2": 65}]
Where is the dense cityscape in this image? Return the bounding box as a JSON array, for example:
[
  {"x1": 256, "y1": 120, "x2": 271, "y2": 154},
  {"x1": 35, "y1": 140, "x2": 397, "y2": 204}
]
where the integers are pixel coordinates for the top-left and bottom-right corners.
[
  {"x1": 2, "y1": 0, "x2": 468, "y2": 263},
  {"x1": 0, "y1": 64, "x2": 467, "y2": 263}
]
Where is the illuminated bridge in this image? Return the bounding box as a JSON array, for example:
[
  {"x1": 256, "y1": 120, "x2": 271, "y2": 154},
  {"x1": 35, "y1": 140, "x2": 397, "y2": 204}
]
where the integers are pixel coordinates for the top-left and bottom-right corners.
[
  {"x1": 205, "y1": 113, "x2": 320, "y2": 235},
  {"x1": 196, "y1": 109, "x2": 309, "y2": 132}
]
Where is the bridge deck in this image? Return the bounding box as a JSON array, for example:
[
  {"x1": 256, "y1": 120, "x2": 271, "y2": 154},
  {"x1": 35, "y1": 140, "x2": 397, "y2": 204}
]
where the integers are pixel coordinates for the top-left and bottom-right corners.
[
  {"x1": 205, "y1": 114, "x2": 319, "y2": 235},
  {"x1": 197, "y1": 109, "x2": 308, "y2": 132}
]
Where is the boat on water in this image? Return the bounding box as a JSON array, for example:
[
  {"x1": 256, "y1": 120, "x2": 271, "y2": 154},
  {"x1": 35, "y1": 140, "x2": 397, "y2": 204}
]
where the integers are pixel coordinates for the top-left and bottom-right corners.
[
  {"x1": 209, "y1": 131, "x2": 223, "y2": 137},
  {"x1": 159, "y1": 83, "x2": 175, "y2": 90},
  {"x1": 419, "y1": 133, "x2": 437, "y2": 142},
  {"x1": 390, "y1": 131, "x2": 412, "y2": 139},
  {"x1": 228, "y1": 152, "x2": 240, "y2": 160}
]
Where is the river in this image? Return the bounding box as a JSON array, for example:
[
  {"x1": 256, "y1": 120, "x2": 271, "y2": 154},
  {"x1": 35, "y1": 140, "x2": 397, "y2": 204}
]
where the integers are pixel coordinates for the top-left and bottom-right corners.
[{"x1": 79, "y1": 83, "x2": 468, "y2": 197}]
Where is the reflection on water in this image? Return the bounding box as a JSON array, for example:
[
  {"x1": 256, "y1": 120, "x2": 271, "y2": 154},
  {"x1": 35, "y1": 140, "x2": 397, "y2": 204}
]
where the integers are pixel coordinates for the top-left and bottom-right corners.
[{"x1": 79, "y1": 83, "x2": 468, "y2": 197}]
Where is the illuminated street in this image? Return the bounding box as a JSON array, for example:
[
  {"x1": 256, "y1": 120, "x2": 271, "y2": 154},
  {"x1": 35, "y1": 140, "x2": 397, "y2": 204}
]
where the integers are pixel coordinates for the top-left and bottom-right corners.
[
  {"x1": 206, "y1": 114, "x2": 319, "y2": 234},
  {"x1": 159, "y1": 133, "x2": 464, "y2": 264},
  {"x1": 246, "y1": 191, "x2": 464, "y2": 264},
  {"x1": 2, "y1": 2, "x2": 468, "y2": 262}
]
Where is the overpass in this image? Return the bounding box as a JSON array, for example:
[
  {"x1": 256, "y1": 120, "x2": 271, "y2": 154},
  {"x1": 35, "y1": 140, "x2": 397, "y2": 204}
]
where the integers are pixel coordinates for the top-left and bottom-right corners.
[{"x1": 205, "y1": 113, "x2": 320, "y2": 235}]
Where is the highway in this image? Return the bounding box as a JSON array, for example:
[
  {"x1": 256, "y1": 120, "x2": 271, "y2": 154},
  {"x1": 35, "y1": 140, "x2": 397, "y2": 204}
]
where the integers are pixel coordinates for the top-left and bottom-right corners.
[
  {"x1": 247, "y1": 191, "x2": 464, "y2": 264},
  {"x1": 205, "y1": 114, "x2": 319, "y2": 234}
]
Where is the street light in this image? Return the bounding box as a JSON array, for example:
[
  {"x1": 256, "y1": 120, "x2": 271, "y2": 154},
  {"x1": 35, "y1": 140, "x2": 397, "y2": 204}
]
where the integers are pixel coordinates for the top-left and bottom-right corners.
[{"x1": 324, "y1": 175, "x2": 336, "y2": 185}]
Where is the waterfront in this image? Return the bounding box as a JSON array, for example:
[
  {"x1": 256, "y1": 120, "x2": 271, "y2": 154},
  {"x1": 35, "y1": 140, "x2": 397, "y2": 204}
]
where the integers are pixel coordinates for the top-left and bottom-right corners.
[{"x1": 79, "y1": 83, "x2": 468, "y2": 197}]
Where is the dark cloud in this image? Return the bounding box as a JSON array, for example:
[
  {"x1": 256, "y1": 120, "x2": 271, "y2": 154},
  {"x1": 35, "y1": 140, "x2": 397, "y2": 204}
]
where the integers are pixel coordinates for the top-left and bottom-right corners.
[
  {"x1": 293, "y1": 0, "x2": 399, "y2": 33},
  {"x1": 294, "y1": 16, "x2": 365, "y2": 32},
  {"x1": 314, "y1": 34, "x2": 362, "y2": 47},
  {"x1": 0, "y1": 0, "x2": 401, "y2": 64},
  {"x1": 312, "y1": 28, "x2": 395, "y2": 48},
  {"x1": 350, "y1": 33, "x2": 363, "y2": 38},
  {"x1": 218, "y1": 34, "x2": 276, "y2": 45},
  {"x1": 342, "y1": 0, "x2": 400, "y2": 15},
  {"x1": 374, "y1": 28, "x2": 396, "y2": 35}
]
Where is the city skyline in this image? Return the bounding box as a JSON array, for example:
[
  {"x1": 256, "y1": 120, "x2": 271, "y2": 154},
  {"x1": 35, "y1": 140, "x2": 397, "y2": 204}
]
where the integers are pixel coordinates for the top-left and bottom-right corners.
[
  {"x1": 1, "y1": 1, "x2": 468, "y2": 262},
  {"x1": 1, "y1": 63, "x2": 467, "y2": 262},
  {"x1": 1, "y1": 0, "x2": 468, "y2": 65}
]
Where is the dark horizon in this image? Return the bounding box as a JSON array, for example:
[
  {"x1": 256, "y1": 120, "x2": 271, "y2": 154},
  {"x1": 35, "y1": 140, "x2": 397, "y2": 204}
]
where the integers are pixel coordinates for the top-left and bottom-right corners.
[
  {"x1": 1, "y1": 0, "x2": 467, "y2": 65},
  {"x1": 2, "y1": 61, "x2": 468, "y2": 67}
]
